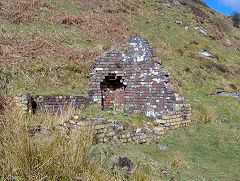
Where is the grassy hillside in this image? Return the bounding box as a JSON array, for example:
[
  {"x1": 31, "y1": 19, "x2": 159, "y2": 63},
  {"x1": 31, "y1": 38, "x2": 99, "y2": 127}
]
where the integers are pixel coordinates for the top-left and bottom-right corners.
[{"x1": 0, "y1": 0, "x2": 240, "y2": 180}]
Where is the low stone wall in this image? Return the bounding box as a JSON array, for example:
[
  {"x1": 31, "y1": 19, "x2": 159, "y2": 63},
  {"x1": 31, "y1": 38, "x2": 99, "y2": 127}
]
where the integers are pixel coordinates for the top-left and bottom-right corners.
[
  {"x1": 156, "y1": 104, "x2": 191, "y2": 131},
  {"x1": 14, "y1": 93, "x2": 191, "y2": 144},
  {"x1": 14, "y1": 93, "x2": 88, "y2": 114},
  {"x1": 57, "y1": 114, "x2": 190, "y2": 144}
]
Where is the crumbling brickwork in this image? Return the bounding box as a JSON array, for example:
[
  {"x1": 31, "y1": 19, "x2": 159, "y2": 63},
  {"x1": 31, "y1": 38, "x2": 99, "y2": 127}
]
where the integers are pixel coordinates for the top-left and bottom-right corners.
[
  {"x1": 14, "y1": 94, "x2": 88, "y2": 113},
  {"x1": 88, "y1": 36, "x2": 191, "y2": 122}
]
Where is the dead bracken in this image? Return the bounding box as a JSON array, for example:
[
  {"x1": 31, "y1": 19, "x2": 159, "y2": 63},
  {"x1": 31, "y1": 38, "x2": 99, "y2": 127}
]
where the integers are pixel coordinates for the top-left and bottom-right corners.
[{"x1": 0, "y1": 0, "x2": 52, "y2": 24}]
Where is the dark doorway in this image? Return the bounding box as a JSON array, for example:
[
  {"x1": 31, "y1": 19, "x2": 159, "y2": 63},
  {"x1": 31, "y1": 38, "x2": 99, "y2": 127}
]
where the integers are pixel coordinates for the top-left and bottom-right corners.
[
  {"x1": 30, "y1": 97, "x2": 37, "y2": 114},
  {"x1": 101, "y1": 74, "x2": 126, "y2": 111}
]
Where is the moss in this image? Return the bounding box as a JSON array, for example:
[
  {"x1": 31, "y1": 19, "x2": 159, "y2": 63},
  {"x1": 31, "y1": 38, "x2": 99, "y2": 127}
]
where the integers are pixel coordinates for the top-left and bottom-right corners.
[{"x1": 115, "y1": 61, "x2": 121, "y2": 68}]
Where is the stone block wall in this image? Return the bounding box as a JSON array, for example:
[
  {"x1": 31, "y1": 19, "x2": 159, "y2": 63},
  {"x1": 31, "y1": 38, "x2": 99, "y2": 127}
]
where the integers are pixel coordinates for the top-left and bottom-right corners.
[
  {"x1": 14, "y1": 93, "x2": 31, "y2": 112},
  {"x1": 59, "y1": 115, "x2": 166, "y2": 144},
  {"x1": 56, "y1": 111, "x2": 191, "y2": 144},
  {"x1": 155, "y1": 104, "x2": 191, "y2": 130}
]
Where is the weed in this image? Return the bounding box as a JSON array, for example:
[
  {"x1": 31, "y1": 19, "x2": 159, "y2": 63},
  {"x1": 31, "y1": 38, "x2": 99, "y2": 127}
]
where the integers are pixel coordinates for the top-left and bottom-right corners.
[
  {"x1": 115, "y1": 61, "x2": 122, "y2": 68},
  {"x1": 211, "y1": 138, "x2": 220, "y2": 148},
  {"x1": 229, "y1": 84, "x2": 238, "y2": 90},
  {"x1": 0, "y1": 93, "x2": 11, "y2": 114}
]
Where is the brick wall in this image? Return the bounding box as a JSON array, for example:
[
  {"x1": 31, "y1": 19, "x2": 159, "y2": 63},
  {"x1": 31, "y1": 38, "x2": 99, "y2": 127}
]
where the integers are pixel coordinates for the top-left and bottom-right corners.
[
  {"x1": 14, "y1": 94, "x2": 88, "y2": 113},
  {"x1": 88, "y1": 36, "x2": 191, "y2": 122}
]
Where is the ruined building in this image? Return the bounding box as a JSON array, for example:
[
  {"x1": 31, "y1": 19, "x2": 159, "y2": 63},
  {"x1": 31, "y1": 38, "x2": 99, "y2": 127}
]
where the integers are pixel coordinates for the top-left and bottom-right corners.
[
  {"x1": 15, "y1": 36, "x2": 190, "y2": 129},
  {"x1": 88, "y1": 36, "x2": 191, "y2": 122}
]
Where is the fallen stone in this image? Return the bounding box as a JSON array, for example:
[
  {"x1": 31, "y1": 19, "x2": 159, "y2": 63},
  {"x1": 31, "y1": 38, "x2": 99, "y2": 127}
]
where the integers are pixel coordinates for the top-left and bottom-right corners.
[
  {"x1": 175, "y1": 20, "x2": 183, "y2": 24},
  {"x1": 157, "y1": 145, "x2": 169, "y2": 150},
  {"x1": 198, "y1": 49, "x2": 215, "y2": 58},
  {"x1": 217, "y1": 90, "x2": 240, "y2": 99},
  {"x1": 194, "y1": 26, "x2": 207, "y2": 35}
]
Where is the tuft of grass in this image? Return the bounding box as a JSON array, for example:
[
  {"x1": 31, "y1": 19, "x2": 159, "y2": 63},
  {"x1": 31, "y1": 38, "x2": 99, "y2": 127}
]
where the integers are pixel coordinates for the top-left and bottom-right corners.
[{"x1": 0, "y1": 108, "x2": 110, "y2": 180}]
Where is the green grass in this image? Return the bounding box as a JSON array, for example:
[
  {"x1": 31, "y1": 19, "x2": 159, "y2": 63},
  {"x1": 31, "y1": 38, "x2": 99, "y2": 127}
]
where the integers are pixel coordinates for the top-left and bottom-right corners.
[
  {"x1": 1, "y1": 0, "x2": 240, "y2": 180},
  {"x1": 97, "y1": 119, "x2": 240, "y2": 180},
  {"x1": 80, "y1": 105, "x2": 154, "y2": 127}
]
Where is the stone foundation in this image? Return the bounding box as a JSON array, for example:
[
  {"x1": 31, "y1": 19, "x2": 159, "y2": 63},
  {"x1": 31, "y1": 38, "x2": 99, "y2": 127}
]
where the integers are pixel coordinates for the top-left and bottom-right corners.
[
  {"x1": 59, "y1": 115, "x2": 166, "y2": 144},
  {"x1": 14, "y1": 93, "x2": 191, "y2": 144},
  {"x1": 56, "y1": 113, "x2": 190, "y2": 144}
]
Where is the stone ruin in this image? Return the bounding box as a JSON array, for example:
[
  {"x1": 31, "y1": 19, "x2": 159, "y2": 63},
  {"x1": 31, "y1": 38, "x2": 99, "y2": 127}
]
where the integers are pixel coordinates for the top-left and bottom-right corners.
[
  {"x1": 88, "y1": 36, "x2": 191, "y2": 127},
  {"x1": 14, "y1": 36, "x2": 191, "y2": 143}
]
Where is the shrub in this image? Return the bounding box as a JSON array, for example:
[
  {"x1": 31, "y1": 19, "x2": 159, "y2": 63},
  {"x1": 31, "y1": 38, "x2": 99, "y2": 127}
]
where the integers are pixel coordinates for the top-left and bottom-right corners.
[{"x1": 231, "y1": 11, "x2": 240, "y2": 28}]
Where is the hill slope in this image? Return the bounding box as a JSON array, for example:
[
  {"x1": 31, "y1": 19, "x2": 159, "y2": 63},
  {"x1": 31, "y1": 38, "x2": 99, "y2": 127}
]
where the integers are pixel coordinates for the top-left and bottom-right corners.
[{"x1": 0, "y1": 0, "x2": 240, "y2": 180}]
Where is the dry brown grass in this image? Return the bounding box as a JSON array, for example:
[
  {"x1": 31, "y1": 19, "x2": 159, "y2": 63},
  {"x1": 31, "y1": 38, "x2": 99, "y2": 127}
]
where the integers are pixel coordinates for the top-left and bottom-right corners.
[
  {"x1": 0, "y1": 33, "x2": 101, "y2": 69},
  {"x1": 207, "y1": 24, "x2": 225, "y2": 40},
  {"x1": 177, "y1": 0, "x2": 209, "y2": 19},
  {"x1": 0, "y1": 107, "x2": 150, "y2": 180},
  {"x1": 0, "y1": 0, "x2": 52, "y2": 24},
  {"x1": 0, "y1": 93, "x2": 13, "y2": 115},
  {"x1": 54, "y1": 11, "x2": 133, "y2": 43},
  {"x1": 0, "y1": 108, "x2": 112, "y2": 180},
  {"x1": 68, "y1": 0, "x2": 144, "y2": 16},
  {"x1": 82, "y1": 11, "x2": 133, "y2": 43}
]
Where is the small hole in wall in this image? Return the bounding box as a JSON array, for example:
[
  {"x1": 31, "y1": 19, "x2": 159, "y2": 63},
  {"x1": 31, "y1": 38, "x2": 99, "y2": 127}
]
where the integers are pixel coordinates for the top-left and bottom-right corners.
[
  {"x1": 30, "y1": 97, "x2": 37, "y2": 114},
  {"x1": 102, "y1": 74, "x2": 126, "y2": 91}
]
